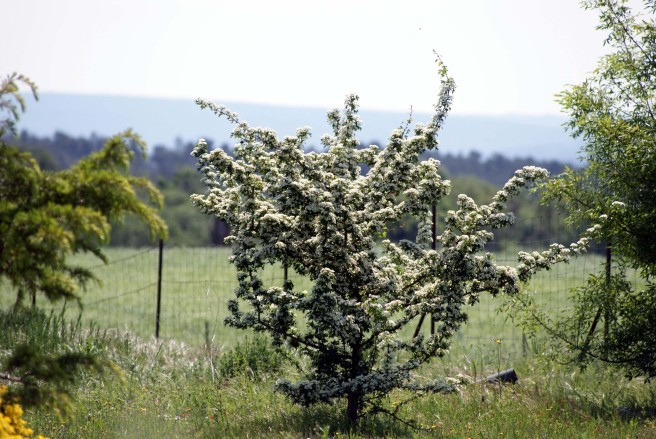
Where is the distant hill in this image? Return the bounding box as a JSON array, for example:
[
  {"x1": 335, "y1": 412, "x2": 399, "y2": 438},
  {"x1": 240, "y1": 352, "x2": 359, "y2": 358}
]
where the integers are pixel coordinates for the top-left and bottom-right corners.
[{"x1": 18, "y1": 93, "x2": 582, "y2": 163}]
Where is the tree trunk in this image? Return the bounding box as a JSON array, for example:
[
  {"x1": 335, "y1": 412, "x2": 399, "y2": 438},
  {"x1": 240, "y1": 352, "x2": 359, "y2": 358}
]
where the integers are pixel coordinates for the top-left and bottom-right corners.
[
  {"x1": 347, "y1": 390, "x2": 360, "y2": 425},
  {"x1": 13, "y1": 287, "x2": 25, "y2": 309},
  {"x1": 347, "y1": 338, "x2": 362, "y2": 425}
]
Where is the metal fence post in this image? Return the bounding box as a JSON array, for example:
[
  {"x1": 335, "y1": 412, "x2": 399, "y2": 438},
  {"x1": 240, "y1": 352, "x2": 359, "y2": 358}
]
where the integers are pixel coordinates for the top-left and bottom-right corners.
[{"x1": 155, "y1": 238, "x2": 164, "y2": 339}]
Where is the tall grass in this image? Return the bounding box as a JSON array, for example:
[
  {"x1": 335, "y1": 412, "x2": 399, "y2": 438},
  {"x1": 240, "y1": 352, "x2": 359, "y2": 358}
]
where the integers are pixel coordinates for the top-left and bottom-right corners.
[
  {"x1": 2, "y1": 244, "x2": 653, "y2": 436},
  {"x1": 3, "y1": 308, "x2": 654, "y2": 438}
]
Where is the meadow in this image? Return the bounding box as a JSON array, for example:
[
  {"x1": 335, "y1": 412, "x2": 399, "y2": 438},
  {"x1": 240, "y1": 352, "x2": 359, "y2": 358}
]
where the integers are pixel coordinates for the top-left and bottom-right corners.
[
  {"x1": 3, "y1": 301, "x2": 656, "y2": 438},
  {"x1": 0, "y1": 245, "x2": 615, "y2": 359},
  {"x1": 3, "y1": 246, "x2": 654, "y2": 438}
]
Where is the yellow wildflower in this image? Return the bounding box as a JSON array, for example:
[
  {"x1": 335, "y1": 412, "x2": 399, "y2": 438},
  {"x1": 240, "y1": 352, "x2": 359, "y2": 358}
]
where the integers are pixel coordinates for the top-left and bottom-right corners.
[{"x1": 0, "y1": 385, "x2": 49, "y2": 439}]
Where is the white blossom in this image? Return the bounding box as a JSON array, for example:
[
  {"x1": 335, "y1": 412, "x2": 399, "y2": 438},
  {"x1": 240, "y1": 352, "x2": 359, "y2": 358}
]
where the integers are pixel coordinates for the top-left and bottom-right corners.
[{"x1": 191, "y1": 61, "x2": 591, "y2": 420}]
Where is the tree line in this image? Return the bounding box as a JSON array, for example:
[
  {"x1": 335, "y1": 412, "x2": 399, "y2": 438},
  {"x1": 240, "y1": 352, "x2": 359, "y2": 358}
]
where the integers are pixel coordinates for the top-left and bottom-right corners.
[{"x1": 8, "y1": 129, "x2": 577, "y2": 248}]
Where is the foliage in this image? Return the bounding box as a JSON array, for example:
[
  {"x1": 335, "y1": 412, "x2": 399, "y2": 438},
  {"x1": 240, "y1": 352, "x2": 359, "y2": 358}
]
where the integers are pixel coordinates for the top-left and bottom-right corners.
[
  {"x1": 16, "y1": 314, "x2": 656, "y2": 438},
  {"x1": 8, "y1": 131, "x2": 219, "y2": 247},
  {"x1": 546, "y1": 0, "x2": 656, "y2": 272},
  {"x1": 0, "y1": 307, "x2": 115, "y2": 423},
  {"x1": 217, "y1": 334, "x2": 291, "y2": 379},
  {"x1": 110, "y1": 168, "x2": 216, "y2": 246},
  {"x1": 191, "y1": 59, "x2": 594, "y2": 423},
  {"x1": 0, "y1": 73, "x2": 38, "y2": 139},
  {"x1": 527, "y1": 0, "x2": 656, "y2": 376},
  {"x1": 9, "y1": 129, "x2": 577, "y2": 247},
  {"x1": 0, "y1": 72, "x2": 168, "y2": 306},
  {"x1": 563, "y1": 268, "x2": 656, "y2": 378},
  {"x1": 2, "y1": 282, "x2": 653, "y2": 437},
  {"x1": 0, "y1": 71, "x2": 162, "y2": 424},
  {"x1": 7, "y1": 131, "x2": 112, "y2": 172},
  {"x1": 2, "y1": 343, "x2": 109, "y2": 420},
  {"x1": 434, "y1": 150, "x2": 568, "y2": 187}
]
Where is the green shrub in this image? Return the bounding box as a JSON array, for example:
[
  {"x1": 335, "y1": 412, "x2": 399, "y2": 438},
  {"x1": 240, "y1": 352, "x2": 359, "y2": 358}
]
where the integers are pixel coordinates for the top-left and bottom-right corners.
[{"x1": 217, "y1": 335, "x2": 290, "y2": 380}]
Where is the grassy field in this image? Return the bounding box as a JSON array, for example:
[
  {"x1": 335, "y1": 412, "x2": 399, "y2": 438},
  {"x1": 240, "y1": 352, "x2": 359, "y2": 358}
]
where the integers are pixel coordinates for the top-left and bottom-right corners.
[
  {"x1": 2, "y1": 308, "x2": 654, "y2": 439},
  {"x1": 1, "y1": 246, "x2": 654, "y2": 438},
  {"x1": 0, "y1": 245, "x2": 629, "y2": 362}
]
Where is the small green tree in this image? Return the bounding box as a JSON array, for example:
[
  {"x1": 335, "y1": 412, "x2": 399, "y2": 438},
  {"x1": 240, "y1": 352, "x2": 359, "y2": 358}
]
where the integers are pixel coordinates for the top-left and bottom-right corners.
[
  {"x1": 192, "y1": 60, "x2": 593, "y2": 424},
  {"x1": 0, "y1": 73, "x2": 38, "y2": 139},
  {"x1": 547, "y1": 0, "x2": 656, "y2": 272},
  {"x1": 526, "y1": 0, "x2": 656, "y2": 377},
  {"x1": 0, "y1": 72, "x2": 166, "y2": 420},
  {"x1": 0, "y1": 73, "x2": 168, "y2": 307}
]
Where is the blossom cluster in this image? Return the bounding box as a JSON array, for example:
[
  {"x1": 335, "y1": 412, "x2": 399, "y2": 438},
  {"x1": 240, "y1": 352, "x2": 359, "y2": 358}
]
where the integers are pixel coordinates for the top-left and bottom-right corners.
[{"x1": 191, "y1": 61, "x2": 592, "y2": 415}]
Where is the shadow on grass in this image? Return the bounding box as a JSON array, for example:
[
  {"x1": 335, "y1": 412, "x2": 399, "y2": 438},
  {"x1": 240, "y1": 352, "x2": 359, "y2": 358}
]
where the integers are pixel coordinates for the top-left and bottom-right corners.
[{"x1": 204, "y1": 402, "x2": 419, "y2": 438}]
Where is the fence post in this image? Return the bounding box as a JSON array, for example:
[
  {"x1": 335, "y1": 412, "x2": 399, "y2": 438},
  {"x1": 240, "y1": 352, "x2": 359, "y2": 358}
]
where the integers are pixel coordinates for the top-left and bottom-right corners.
[
  {"x1": 155, "y1": 239, "x2": 164, "y2": 339},
  {"x1": 579, "y1": 239, "x2": 612, "y2": 359},
  {"x1": 604, "y1": 241, "x2": 612, "y2": 341}
]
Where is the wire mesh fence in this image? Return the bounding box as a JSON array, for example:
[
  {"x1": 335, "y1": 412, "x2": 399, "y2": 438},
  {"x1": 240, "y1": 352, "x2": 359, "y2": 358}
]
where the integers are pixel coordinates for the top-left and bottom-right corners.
[{"x1": 1, "y1": 212, "x2": 644, "y2": 362}]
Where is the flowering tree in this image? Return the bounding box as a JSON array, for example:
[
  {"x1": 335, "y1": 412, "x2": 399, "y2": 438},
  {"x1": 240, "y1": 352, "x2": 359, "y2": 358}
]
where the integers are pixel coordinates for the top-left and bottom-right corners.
[{"x1": 192, "y1": 61, "x2": 592, "y2": 424}]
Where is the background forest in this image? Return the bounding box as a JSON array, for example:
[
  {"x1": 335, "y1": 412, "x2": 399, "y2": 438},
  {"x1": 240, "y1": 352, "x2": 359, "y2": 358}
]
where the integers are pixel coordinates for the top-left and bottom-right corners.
[{"x1": 7, "y1": 129, "x2": 578, "y2": 248}]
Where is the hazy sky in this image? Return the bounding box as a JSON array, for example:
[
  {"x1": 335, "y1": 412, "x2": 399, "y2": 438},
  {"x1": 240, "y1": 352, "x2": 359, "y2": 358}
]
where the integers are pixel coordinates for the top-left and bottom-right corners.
[{"x1": 4, "y1": 0, "x2": 641, "y2": 115}]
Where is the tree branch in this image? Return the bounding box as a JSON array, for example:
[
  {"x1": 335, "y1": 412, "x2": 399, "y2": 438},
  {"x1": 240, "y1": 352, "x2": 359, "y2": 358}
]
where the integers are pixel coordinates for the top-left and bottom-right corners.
[{"x1": 0, "y1": 372, "x2": 22, "y2": 383}]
